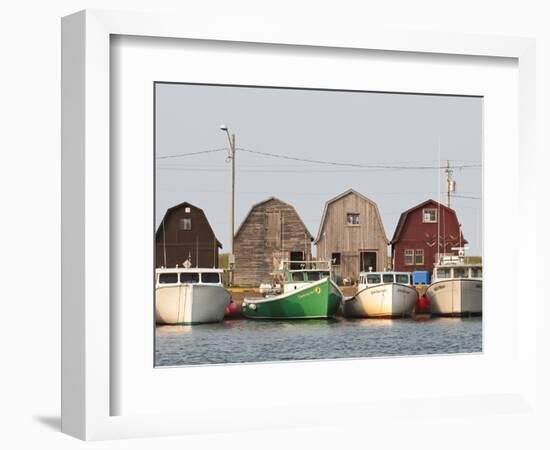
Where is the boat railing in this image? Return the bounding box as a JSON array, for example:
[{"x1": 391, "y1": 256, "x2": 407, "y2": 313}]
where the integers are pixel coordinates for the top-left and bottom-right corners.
[{"x1": 278, "y1": 259, "x2": 332, "y2": 271}]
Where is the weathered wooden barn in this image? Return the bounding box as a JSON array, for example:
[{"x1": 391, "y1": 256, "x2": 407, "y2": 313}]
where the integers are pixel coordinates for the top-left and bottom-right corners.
[
  {"x1": 155, "y1": 201, "x2": 222, "y2": 268},
  {"x1": 233, "y1": 197, "x2": 313, "y2": 287},
  {"x1": 390, "y1": 199, "x2": 467, "y2": 272},
  {"x1": 315, "y1": 189, "x2": 389, "y2": 283}
]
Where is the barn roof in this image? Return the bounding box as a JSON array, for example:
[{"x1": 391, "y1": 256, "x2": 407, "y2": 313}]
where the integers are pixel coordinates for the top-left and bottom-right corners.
[
  {"x1": 390, "y1": 199, "x2": 467, "y2": 244},
  {"x1": 314, "y1": 188, "x2": 389, "y2": 244},
  {"x1": 156, "y1": 201, "x2": 222, "y2": 248},
  {"x1": 234, "y1": 197, "x2": 313, "y2": 240}
]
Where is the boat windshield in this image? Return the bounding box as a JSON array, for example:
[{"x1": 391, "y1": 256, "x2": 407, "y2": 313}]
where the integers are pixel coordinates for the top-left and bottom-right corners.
[
  {"x1": 382, "y1": 274, "x2": 394, "y2": 283},
  {"x1": 453, "y1": 267, "x2": 468, "y2": 278},
  {"x1": 306, "y1": 271, "x2": 320, "y2": 281},
  {"x1": 366, "y1": 274, "x2": 381, "y2": 284},
  {"x1": 395, "y1": 274, "x2": 410, "y2": 284},
  {"x1": 180, "y1": 272, "x2": 199, "y2": 284},
  {"x1": 436, "y1": 268, "x2": 452, "y2": 279},
  {"x1": 159, "y1": 273, "x2": 178, "y2": 284},
  {"x1": 201, "y1": 272, "x2": 220, "y2": 284},
  {"x1": 470, "y1": 267, "x2": 482, "y2": 278},
  {"x1": 291, "y1": 272, "x2": 305, "y2": 282}
]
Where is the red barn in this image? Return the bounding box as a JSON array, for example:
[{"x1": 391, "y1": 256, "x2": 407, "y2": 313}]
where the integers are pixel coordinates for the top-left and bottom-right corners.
[
  {"x1": 156, "y1": 201, "x2": 222, "y2": 268},
  {"x1": 390, "y1": 199, "x2": 467, "y2": 273}
]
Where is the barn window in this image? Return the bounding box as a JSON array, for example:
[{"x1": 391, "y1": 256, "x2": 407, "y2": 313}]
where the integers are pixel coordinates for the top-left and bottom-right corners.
[
  {"x1": 185, "y1": 207, "x2": 191, "y2": 213},
  {"x1": 331, "y1": 252, "x2": 341, "y2": 265},
  {"x1": 422, "y1": 208, "x2": 438, "y2": 223},
  {"x1": 346, "y1": 213, "x2": 360, "y2": 225},
  {"x1": 404, "y1": 249, "x2": 414, "y2": 265},
  {"x1": 179, "y1": 218, "x2": 192, "y2": 230},
  {"x1": 415, "y1": 249, "x2": 424, "y2": 265}
]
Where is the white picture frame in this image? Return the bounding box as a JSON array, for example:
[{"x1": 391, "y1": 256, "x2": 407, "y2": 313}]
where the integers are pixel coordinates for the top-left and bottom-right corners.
[{"x1": 61, "y1": 9, "x2": 537, "y2": 441}]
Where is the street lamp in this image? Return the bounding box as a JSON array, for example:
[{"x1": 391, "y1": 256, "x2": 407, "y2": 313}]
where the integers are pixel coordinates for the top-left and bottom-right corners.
[{"x1": 220, "y1": 125, "x2": 236, "y2": 285}]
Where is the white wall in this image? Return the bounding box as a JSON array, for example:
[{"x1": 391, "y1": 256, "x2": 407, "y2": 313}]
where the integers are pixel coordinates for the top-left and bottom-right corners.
[{"x1": 1, "y1": 1, "x2": 548, "y2": 449}]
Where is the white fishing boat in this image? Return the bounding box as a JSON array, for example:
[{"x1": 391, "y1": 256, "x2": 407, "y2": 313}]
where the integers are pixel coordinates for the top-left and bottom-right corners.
[
  {"x1": 155, "y1": 267, "x2": 230, "y2": 325},
  {"x1": 425, "y1": 249, "x2": 482, "y2": 316},
  {"x1": 343, "y1": 271, "x2": 418, "y2": 318}
]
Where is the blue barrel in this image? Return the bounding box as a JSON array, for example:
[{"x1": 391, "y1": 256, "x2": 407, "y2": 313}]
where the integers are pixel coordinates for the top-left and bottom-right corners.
[{"x1": 412, "y1": 271, "x2": 431, "y2": 285}]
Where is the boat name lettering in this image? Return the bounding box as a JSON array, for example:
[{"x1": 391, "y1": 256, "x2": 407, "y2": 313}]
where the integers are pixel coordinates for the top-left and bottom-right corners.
[
  {"x1": 434, "y1": 285, "x2": 446, "y2": 291},
  {"x1": 297, "y1": 291, "x2": 315, "y2": 299}
]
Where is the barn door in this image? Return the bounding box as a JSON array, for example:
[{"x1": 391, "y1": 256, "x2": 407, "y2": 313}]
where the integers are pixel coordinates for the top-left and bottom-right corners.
[
  {"x1": 265, "y1": 212, "x2": 281, "y2": 248},
  {"x1": 360, "y1": 251, "x2": 377, "y2": 272},
  {"x1": 290, "y1": 251, "x2": 304, "y2": 270}
]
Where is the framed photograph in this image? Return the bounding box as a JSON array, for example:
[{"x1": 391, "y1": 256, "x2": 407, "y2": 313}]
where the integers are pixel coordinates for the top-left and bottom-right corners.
[{"x1": 61, "y1": 9, "x2": 537, "y2": 440}]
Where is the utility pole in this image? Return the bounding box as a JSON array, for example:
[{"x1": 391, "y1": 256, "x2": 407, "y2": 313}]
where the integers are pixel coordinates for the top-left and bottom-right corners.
[
  {"x1": 444, "y1": 160, "x2": 455, "y2": 208},
  {"x1": 220, "y1": 125, "x2": 236, "y2": 285}
]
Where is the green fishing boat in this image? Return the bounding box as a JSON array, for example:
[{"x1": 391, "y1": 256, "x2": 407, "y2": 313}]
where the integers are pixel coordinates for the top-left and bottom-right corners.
[{"x1": 242, "y1": 261, "x2": 343, "y2": 319}]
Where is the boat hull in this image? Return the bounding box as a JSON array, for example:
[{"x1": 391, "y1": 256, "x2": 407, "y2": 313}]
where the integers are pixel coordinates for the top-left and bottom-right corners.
[
  {"x1": 243, "y1": 278, "x2": 342, "y2": 319},
  {"x1": 155, "y1": 284, "x2": 231, "y2": 325},
  {"x1": 343, "y1": 283, "x2": 418, "y2": 318},
  {"x1": 426, "y1": 279, "x2": 482, "y2": 316}
]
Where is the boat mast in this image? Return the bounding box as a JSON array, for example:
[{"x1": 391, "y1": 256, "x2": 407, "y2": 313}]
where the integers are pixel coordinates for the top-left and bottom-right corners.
[
  {"x1": 437, "y1": 142, "x2": 441, "y2": 264},
  {"x1": 162, "y1": 219, "x2": 167, "y2": 267}
]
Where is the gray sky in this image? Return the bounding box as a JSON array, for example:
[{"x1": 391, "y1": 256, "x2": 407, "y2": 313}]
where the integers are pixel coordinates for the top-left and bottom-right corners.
[{"x1": 155, "y1": 83, "x2": 482, "y2": 256}]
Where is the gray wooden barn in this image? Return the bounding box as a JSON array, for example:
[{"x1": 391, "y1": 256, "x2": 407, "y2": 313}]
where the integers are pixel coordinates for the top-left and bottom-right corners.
[
  {"x1": 233, "y1": 197, "x2": 313, "y2": 287},
  {"x1": 314, "y1": 189, "x2": 389, "y2": 283}
]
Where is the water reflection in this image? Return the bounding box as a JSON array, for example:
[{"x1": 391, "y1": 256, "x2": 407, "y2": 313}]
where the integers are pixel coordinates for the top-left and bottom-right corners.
[{"x1": 155, "y1": 317, "x2": 482, "y2": 366}]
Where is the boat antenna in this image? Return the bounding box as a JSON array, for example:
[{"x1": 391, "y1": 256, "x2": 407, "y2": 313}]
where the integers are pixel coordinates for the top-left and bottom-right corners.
[
  {"x1": 304, "y1": 231, "x2": 313, "y2": 267},
  {"x1": 162, "y1": 218, "x2": 167, "y2": 267},
  {"x1": 437, "y1": 140, "x2": 441, "y2": 264},
  {"x1": 445, "y1": 159, "x2": 455, "y2": 208},
  {"x1": 281, "y1": 213, "x2": 285, "y2": 252}
]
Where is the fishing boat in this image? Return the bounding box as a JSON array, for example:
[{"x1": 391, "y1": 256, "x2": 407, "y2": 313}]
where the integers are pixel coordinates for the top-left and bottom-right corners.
[
  {"x1": 155, "y1": 267, "x2": 231, "y2": 325},
  {"x1": 343, "y1": 271, "x2": 418, "y2": 318},
  {"x1": 242, "y1": 260, "x2": 343, "y2": 319},
  {"x1": 425, "y1": 249, "x2": 482, "y2": 316}
]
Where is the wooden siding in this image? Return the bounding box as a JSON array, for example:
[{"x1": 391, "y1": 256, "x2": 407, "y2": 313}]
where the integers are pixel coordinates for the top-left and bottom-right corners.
[
  {"x1": 391, "y1": 200, "x2": 467, "y2": 272},
  {"x1": 233, "y1": 198, "x2": 312, "y2": 287},
  {"x1": 155, "y1": 202, "x2": 220, "y2": 268},
  {"x1": 315, "y1": 190, "x2": 388, "y2": 282}
]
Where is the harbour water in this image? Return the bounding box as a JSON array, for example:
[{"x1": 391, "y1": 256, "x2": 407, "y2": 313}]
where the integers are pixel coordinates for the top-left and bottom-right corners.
[{"x1": 155, "y1": 317, "x2": 482, "y2": 367}]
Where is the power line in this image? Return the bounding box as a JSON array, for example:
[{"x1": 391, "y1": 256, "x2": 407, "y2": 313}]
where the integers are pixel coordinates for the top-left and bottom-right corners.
[
  {"x1": 237, "y1": 147, "x2": 480, "y2": 170},
  {"x1": 156, "y1": 166, "x2": 479, "y2": 174},
  {"x1": 156, "y1": 148, "x2": 228, "y2": 159},
  {"x1": 155, "y1": 146, "x2": 480, "y2": 170},
  {"x1": 451, "y1": 194, "x2": 481, "y2": 200}
]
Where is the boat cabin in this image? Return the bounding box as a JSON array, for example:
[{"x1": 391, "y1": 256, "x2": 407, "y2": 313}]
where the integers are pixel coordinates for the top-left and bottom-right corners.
[
  {"x1": 261, "y1": 260, "x2": 335, "y2": 294},
  {"x1": 358, "y1": 271, "x2": 412, "y2": 288},
  {"x1": 155, "y1": 268, "x2": 224, "y2": 287},
  {"x1": 433, "y1": 265, "x2": 482, "y2": 281},
  {"x1": 284, "y1": 269, "x2": 332, "y2": 283}
]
